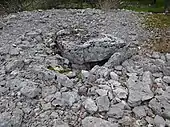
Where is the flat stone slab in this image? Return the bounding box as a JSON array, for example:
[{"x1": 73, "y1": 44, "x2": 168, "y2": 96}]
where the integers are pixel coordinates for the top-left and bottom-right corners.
[{"x1": 56, "y1": 28, "x2": 126, "y2": 65}]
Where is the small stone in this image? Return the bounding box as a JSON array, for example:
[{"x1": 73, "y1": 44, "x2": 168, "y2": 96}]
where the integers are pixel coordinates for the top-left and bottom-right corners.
[
  {"x1": 78, "y1": 85, "x2": 88, "y2": 96},
  {"x1": 114, "y1": 66, "x2": 123, "y2": 71},
  {"x1": 166, "y1": 53, "x2": 170, "y2": 62},
  {"x1": 152, "y1": 73, "x2": 163, "y2": 78},
  {"x1": 145, "y1": 116, "x2": 154, "y2": 125},
  {"x1": 0, "y1": 21, "x2": 5, "y2": 29},
  {"x1": 113, "y1": 87, "x2": 128, "y2": 99},
  {"x1": 107, "y1": 102, "x2": 124, "y2": 119},
  {"x1": 56, "y1": 73, "x2": 74, "y2": 88},
  {"x1": 9, "y1": 48, "x2": 20, "y2": 56},
  {"x1": 154, "y1": 115, "x2": 166, "y2": 127},
  {"x1": 83, "y1": 98, "x2": 98, "y2": 114},
  {"x1": 22, "y1": 107, "x2": 32, "y2": 114},
  {"x1": 110, "y1": 72, "x2": 119, "y2": 80},
  {"x1": 163, "y1": 66, "x2": 170, "y2": 76},
  {"x1": 109, "y1": 80, "x2": 121, "y2": 87},
  {"x1": 127, "y1": 72, "x2": 154, "y2": 107},
  {"x1": 133, "y1": 106, "x2": 146, "y2": 118},
  {"x1": 51, "y1": 92, "x2": 64, "y2": 107},
  {"x1": 53, "y1": 122, "x2": 69, "y2": 127},
  {"x1": 20, "y1": 81, "x2": 41, "y2": 98},
  {"x1": 96, "y1": 96, "x2": 110, "y2": 112},
  {"x1": 163, "y1": 76, "x2": 170, "y2": 84},
  {"x1": 82, "y1": 116, "x2": 118, "y2": 127},
  {"x1": 41, "y1": 102, "x2": 52, "y2": 110},
  {"x1": 152, "y1": 52, "x2": 160, "y2": 59},
  {"x1": 66, "y1": 71, "x2": 76, "y2": 78},
  {"x1": 95, "y1": 89, "x2": 108, "y2": 96},
  {"x1": 81, "y1": 70, "x2": 90, "y2": 80},
  {"x1": 50, "y1": 112, "x2": 59, "y2": 118},
  {"x1": 119, "y1": 116, "x2": 135, "y2": 126},
  {"x1": 62, "y1": 92, "x2": 80, "y2": 107},
  {"x1": 5, "y1": 60, "x2": 25, "y2": 73},
  {"x1": 42, "y1": 85, "x2": 56, "y2": 98}
]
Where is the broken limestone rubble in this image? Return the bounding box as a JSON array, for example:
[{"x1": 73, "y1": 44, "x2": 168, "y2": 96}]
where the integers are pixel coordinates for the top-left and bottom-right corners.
[{"x1": 0, "y1": 9, "x2": 168, "y2": 127}]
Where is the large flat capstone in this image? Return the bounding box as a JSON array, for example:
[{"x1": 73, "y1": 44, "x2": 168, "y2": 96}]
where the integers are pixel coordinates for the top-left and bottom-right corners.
[{"x1": 55, "y1": 28, "x2": 126, "y2": 65}]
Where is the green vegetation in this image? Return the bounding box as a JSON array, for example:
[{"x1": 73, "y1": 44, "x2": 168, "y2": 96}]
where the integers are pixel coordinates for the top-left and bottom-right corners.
[
  {"x1": 123, "y1": 0, "x2": 165, "y2": 12},
  {"x1": 47, "y1": 65, "x2": 71, "y2": 74}
]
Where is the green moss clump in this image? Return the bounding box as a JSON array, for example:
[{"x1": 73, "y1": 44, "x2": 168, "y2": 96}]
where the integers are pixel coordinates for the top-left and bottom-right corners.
[{"x1": 47, "y1": 65, "x2": 71, "y2": 74}]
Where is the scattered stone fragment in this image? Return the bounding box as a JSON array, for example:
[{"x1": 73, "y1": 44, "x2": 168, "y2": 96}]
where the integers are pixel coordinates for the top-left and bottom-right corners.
[
  {"x1": 96, "y1": 96, "x2": 110, "y2": 112},
  {"x1": 113, "y1": 87, "x2": 128, "y2": 99},
  {"x1": 42, "y1": 85, "x2": 57, "y2": 98},
  {"x1": 127, "y1": 72, "x2": 154, "y2": 107},
  {"x1": 81, "y1": 70, "x2": 90, "y2": 81},
  {"x1": 149, "y1": 87, "x2": 170, "y2": 120},
  {"x1": 56, "y1": 73, "x2": 74, "y2": 88},
  {"x1": 62, "y1": 91, "x2": 80, "y2": 107},
  {"x1": 166, "y1": 53, "x2": 170, "y2": 62},
  {"x1": 5, "y1": 60, "x2": 25, "y2": 73},
  {"x1": 133, "y1": 106, "x2": 146, "y2": 118},
  {"x1": 0, "y1": 108, "x2": 23, "y2": 127},
  {"x1": 83, "y1": 98, "x2": 98, "y2": 114},
  {"x1": 107, "y1": 102, "x2": 125, "y2": 119},
  {"x1": 53, "y1": 121, "x2": 69, "y2": 127},
  {"x1": 96, "y1": 89, "x2": 108, "y2": 96},
  {"x1": 104, "y1": 48, "x2": 137, "y2": 68},
  {"x1": 0, "y1": 21, "x2": 5, "y2": 29},
  {"x1": 110, "y1": 72, "x2": 119, "y2": 80},
  {"x1": 20, "y1": 80, "x2": 41, "y2": 98},
  {"x1": 163, "y1": 66, "x2": 170, "y2": 76},
  {"x1": 154, "y1": 115, "x2": 166, "y2": 127},
  {"x1": 163, "y1": 76, "x2": 170, "y2": 84},
  {"x1": 82, "y1": 116, "x2": 118, "y2": 127}
]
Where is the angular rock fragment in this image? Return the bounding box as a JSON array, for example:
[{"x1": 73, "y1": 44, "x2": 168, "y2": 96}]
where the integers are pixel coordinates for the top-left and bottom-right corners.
[
  {"x1": 83, "y1": 98, "x2": 98, "y2": 114},
  {"x1": 154, "y1": 115, "x2": 166, "y2": 127},
  {"x1": 113, "y1": 87, "x2": 128, "y2": 99},
  {"x1": 127, "y1": 72, "x2": 154, "y2": 107},
  {"x1": 104, "y1": 48, "x2": 137, "y2": 68},
  {"x1": 149, "y1": 87, "x2": 170, "y2": 120},
  {"x1": 56, "y1": 73, "x2": 74, "y2": 88},
  {"x1": 96, "y1": 96, "x2": 110, "y2": 112},
  {"x1": 82, "y1": 116, "x2": 118, "y2": 127},
  {"x1": 62, "y1": 92, "x2": 80, "y2": 107},
  {"x1": 0, "y1": 108, "x2": 23, "y2": 127},
  {"x1": 20, "y1": 80, "x2": 41, "y2": 98},
  {"x1": 132, "y1": 106, "x2": 146, "y2": 118},
  {"x1": 5, "y1": 60, "x2": 25, "y2": 73},
  {"x1": 107, "y1": 102, "x2": 125, "y2": 119},
  {"x1": 110, "y1": 72, "x2": 119, "y2": 80},
  {"x1": 0, "y1": 21, "x2": 5, "y2": 29},
  {"x1": 163, "y1": 76, "x2": 170, "y2": 84}
]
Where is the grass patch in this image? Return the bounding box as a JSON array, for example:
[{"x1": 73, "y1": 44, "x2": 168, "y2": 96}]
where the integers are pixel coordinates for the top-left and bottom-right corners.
[{"x1": 144, "y1": 13, "x2": 170, "y2": 29}]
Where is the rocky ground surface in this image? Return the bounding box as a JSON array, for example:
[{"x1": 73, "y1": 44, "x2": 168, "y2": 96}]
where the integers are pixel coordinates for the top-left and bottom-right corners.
[{"x1": 0, "y1": 9, "x2": 170, "y2": 127}]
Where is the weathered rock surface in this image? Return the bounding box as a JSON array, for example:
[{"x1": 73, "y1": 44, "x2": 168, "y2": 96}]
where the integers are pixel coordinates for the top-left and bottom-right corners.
[
  {"x1": 83, "y1": 98, "x2": 98, "y2": 114},
  {"x1": 56, "y1": 31, "x2": 126, "y2": 65},
  {"x1": 149, "y1": 87, "x2": 170, "y2": 120},
  {"x1": 82, "y1": 116, "x2": 118, "y2": 127},
  {"x1": 127, "y1": 72, "x2": 154, "y2": 107}
]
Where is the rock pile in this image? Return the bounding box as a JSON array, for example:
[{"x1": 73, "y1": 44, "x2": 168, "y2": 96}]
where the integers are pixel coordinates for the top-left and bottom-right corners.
[{"x1": 0, "y1": 9, "x2": 169, "y2": 127}]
